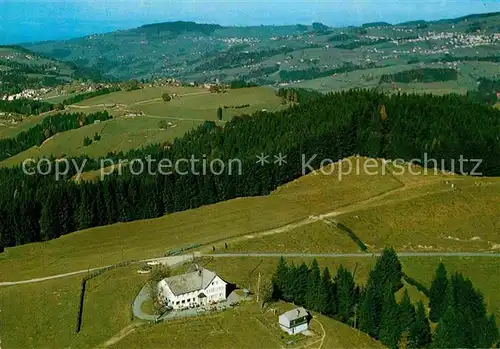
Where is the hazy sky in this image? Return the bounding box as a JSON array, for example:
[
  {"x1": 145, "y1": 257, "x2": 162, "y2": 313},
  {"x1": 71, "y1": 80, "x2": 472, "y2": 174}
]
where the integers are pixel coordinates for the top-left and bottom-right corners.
[{"x1": 1, "y1": 0, "x2": 499, "y2": 44}]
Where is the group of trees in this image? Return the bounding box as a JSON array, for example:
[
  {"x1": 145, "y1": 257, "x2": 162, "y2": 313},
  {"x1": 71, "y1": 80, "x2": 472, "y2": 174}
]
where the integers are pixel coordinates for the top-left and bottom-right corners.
[
  {"x1": 229, "y1": 80, "x2": 258, "y2": 89},
  {"x1": 276, "y1": 87, "x2": 323, "y2": 103},
  {"x1": 83, "y1": 133, "x2": 101, "y2": 146},
  {"x1": 358, "y1": 248, "x2": 431, "y2": 348},
  {"x1": 429, "y1": 263, "x2": 498, "y2": 348},
  {"x1": 279, "y1": 62, "x2": 364, "y2": 82},
  {"x1": 272, "y1": 258, "x2": 358, "y2": 323},
  {"x1": 60, "y1": 86, "x2": 121, "y2": 106},
  {"x1": 271, "y1": 249, "x2": 498, "y2": 348},
  {"x1": 146, "y1": 264, "x2": 171, "y2": 314},
  {"x1": 334, "y1": 38, "x2": 390, "y2": 50},
  {"x1": 380, "y1": 68, "x2": 458, "y2": 84},
  {"x1": 161, "y1": 92, "x2": 172, "y2": 102},
  {"x1": 0, "y1": 99, "x2": 54, "y2": 116},
  {"x1": 2, "y1": 90, "x2": 500, "y2": 247},
  {"x1": 0, "y1": 110, "x2": 111, "y2": 161},
  {"x1": 194, "y1": 47, "x2": 295, "y2": 72},
  {"x1": 467, "y1": 78, "x2": 500, "y2": 105}
]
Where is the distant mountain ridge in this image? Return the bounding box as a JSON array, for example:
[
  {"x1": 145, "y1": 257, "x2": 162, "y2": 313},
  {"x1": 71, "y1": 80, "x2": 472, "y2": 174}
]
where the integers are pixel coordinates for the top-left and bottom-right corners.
[
  {"x1": 20, "y1": 11, "x2": 500, "y2": 84},
  {"x1": 137, "y1": 21, "x2": 224, "y2": 35}
]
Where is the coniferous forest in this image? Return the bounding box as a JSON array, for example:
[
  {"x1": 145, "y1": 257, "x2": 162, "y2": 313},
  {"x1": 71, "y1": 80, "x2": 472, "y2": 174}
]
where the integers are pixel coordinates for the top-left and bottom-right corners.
[
  {"x1": 379, "y1": 68, "x2": 459, "y2": 84},
  {"x1": 1, "y1": 90, "x2": 500, "y2": 248},
  {"x1": 271, "y1": 249, "x2": 499, "y2": 348}
]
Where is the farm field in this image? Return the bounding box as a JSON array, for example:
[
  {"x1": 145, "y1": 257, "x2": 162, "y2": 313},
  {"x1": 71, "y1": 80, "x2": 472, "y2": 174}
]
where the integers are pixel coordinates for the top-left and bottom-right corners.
[{"x1": 292, "y1": 61, "x2": 500, "y2": 94}]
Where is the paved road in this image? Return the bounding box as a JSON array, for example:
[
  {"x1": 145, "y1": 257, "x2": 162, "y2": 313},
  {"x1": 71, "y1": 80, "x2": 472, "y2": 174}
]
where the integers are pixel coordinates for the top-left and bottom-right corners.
[
  {"x1": 210, "y1": 252, "x2": 500, "y2": 258},
  {"x1": 0, "y1": 266, "x2": 114, "y2": 286},
  {"x1": 0, "y1": 255, "x2": 195, "y2": 287},
  {"x1": 2, "y1": 251, "x2": 499, "y2": 287}
]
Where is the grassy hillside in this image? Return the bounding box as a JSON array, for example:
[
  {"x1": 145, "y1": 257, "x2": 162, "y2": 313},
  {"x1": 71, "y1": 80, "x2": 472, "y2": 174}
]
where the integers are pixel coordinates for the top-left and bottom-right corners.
[
  {"x1": 1, "y1": 157, "x2": 499, "y2": 347},
  {"x1": 0, "y1": 265, "x2": 145, "y2": 349},
  {"x1": 0, "y1": 157, "x2": 404, "y2": 280},
  {"x1": 0, "y1": 86, "x2": 284, "y2": 167},
  {"x1": 1, "y1": 255, "x2": 497, "y2": 348},
  {"x1": 1, "y1": 157, "x2": 495, "y2": 282}
]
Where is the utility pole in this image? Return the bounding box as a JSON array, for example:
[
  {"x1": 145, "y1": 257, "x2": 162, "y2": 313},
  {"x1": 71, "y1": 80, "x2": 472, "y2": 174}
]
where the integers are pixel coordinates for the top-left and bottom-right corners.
[
  {"x1": 354, "y1": 303, "x2": 358, "y2": 334},
  {"x1": 256, "y1": 272, "x2": 261, "y2": 304}
]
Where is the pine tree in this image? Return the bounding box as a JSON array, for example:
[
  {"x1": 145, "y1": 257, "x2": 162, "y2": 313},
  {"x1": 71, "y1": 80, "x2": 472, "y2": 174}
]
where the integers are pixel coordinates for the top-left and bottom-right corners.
[
  {"x1": 292, "y1": 263, "x2": 310, "y2": 306},
  {"x1": 399, "y1": 289, "x2": 416, "y2": 334},
  {"x1": 334, "y1": 265, "x2": 356, "y2": 323},
  {"x1": 432, "y1": 305, "x2": 465, "y2": 348},
  {"x1": 305, "y1": 259, "x2": 321, "y2": 311},
  {"x1": 429, "y1": 262, "x2": 449, "y2": 322},
  {"x1": 373, "y1": 247, "x2": 403, "y2": 293},
  {"x1": 272, "y1": 257, "x2": 289, "y2": 300},
  {"x1": 317, "y1": 266, "x2": 336, "y2": 315},
  {"x1": 379, "y1": 285, "x2": 402, "y2": 349},
  {"x1": 408, "y1": 301, "x2": 431, "y2": 348},
  {"x1": 359, "y1": 274, "x2": 380, "y2": 338},
  {"x1": 484, "y1": 315, "x2": 499, "y2": 348}
]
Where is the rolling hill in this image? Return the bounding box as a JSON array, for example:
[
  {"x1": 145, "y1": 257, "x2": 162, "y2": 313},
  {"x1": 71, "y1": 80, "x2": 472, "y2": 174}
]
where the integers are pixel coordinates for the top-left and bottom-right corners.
[
  {"x1": 22, "y1": 13, "x2": 500, "y2": 87},
  {"x1": 0, "y1": 45, "x2": 104, "y2": 98}
]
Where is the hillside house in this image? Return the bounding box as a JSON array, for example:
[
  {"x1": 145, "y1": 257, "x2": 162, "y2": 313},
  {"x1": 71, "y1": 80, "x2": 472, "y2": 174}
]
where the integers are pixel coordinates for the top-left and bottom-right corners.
[
  {"x1": 279, "y1": 307, "x2": 310, "y2": 335},
  {"x1": 157, "y1": 267, "x2": 227, "y2": 310}
]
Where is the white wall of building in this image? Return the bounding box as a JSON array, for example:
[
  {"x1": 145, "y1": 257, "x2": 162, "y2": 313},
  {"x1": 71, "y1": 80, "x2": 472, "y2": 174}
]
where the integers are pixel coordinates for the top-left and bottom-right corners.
[{"x1": 158, "y1": 275, "x2": 227, "y2": 310}]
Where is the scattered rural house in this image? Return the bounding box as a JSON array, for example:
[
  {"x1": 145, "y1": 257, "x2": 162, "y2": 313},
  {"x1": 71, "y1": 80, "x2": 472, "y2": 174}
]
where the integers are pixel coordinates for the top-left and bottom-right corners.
[
  {"x1": 279, "y1": 307, "x2": 310, "y2": 335},
  {"x1": 157, "y1": 266, "x2": 228, "y2": 310}
]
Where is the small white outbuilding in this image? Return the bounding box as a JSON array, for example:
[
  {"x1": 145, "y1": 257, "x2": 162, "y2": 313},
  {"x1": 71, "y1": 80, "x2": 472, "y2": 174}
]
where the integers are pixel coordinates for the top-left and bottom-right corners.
[{"x1": 279, "y1": 307, "x2": 310, "y2": 335}]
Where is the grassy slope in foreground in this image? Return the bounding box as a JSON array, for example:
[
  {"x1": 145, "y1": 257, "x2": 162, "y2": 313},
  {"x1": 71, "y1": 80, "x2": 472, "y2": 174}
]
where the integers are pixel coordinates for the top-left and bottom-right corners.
[
  {"x1": 2, "y1": 255, "x2": 498, "y2": 349},
  {"x1": 0, "y1": 157, "x2": 403, "y2": 280},
  {"x1": 0, "y1": 265, "x2": 145, "y2": 349},
  {"x1": 110, "y1": 301, "x2": 384, "y2": 349}
]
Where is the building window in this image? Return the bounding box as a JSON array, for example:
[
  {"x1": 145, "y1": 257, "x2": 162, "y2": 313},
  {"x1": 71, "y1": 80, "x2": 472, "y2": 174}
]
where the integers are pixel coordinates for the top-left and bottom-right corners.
[
  {"x1": 176, "y1": 301, "x2": 179, "y2": 305},
  {"x1": 187, "y1": 298, "x2": 190, "y2": 302},
  {"x1": 182, "y1": 300, "x2": 185, "y2": 304}
]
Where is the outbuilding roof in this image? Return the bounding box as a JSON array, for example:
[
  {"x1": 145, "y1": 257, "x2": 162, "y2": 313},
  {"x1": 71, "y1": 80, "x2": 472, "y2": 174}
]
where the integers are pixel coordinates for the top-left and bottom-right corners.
[{"x1": 161, "y1": 268, "x2": 217, "y2": 296}]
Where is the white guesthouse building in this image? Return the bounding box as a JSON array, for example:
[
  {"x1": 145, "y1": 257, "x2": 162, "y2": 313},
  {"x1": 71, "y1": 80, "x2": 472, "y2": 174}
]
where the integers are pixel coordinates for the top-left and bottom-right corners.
[
  {"x1": 279, "y1": 307, "x2": 310, "y2": 335},
  {"x1": 157, "y1": 267, "x2": 227, "y2": 310}
]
